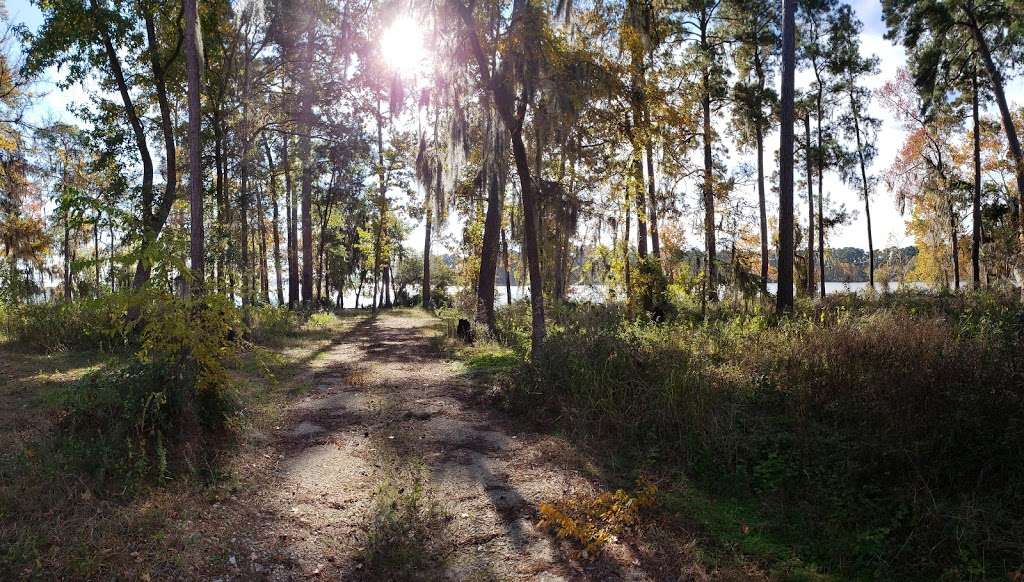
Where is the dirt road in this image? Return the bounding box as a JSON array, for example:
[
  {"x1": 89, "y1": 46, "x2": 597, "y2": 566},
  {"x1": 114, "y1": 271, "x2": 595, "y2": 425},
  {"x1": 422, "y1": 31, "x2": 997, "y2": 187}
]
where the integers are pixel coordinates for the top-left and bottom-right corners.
[{"x1": 217, "y1": 310, "x2": 662, "y2": 581}]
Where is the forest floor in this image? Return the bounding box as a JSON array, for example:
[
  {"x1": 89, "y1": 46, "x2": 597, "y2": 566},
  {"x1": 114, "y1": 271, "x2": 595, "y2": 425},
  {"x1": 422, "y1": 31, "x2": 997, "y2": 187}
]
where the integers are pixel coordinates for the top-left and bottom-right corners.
[{"x1": 2, "y1": 309, "x2": 788, "y2": 580}]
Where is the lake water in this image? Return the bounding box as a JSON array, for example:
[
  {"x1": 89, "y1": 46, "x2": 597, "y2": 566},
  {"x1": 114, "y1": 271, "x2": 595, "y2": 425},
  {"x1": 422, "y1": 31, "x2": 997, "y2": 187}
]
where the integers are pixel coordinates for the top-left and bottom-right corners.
[
  {"x1": 448, "y1": 281, "x2": 908, "y2": 306},
  {"x1": 294, "y1": 280, "x2": 942, "y2": 309}
]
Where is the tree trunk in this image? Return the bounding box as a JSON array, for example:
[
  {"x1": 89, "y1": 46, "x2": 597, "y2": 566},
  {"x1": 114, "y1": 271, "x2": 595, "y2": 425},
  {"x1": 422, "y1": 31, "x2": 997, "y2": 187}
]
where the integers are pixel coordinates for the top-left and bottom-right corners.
[
  {"x1": 630, "y1": 114, "x2": 648, "y2": 259},
  {"x1": 950, "y1": 201, "x2": 960, "y2": 290},
  {"x1": 508, "y1": 129, "x2": 546, "y2": 353},
  {"x1": 238, "y1": 36, "x2": 253, "y2": 308},
  {"x1": 109, "y1": 221, "x2": 115, "y2": 292},
  {"x1": 185, "y1": 0, "x2": 204, "y2": 294},
  {"x1": 972, "y1": 67, "x2": 982, "y2": 287},
  {"x1": 139, "y1": 10, "x2": 180, "y2": 292},
  {"x1": 91, "y1": 0, "x2": 154, "y2": 294},
  {"x1": 283, "y1": 136, "x2": 299, "y2": 308},
  {"x1": 299, "y1": 32, "x2": 315, "y2": 306},
  {"x1": 623, "y1": 192, "x2": 632, "y2": 294},
  {"x1": 755, "y1": 124, "x2": 768, "y2": 294},
  {"x1": 263, "y1": 137, "x2": 285, "y2": 305},
  {"x1": 63, "y1": 213, "x2": 71, "y2": 302},
  {"x1": 965, "y1": 10, "x2": 1024, "y2": 256},
  {"x1": 422, "y1": 202, "x2": 432, "y2": 308},
  {"x1": 240, "y1": 158, "x2": 251, "y2": 307},
  {"x1": 850, "y1": 93, "x2": 874, "y2": 288},
  {"x1": 372, "y1": 104, "x2": 387, "y2": 313},
  {"x1": 356, "y1": 270, "x2": 365, "y2": 309},
  {"x1": 805, "y1": 112, "x2": 815, "y2": 297},
  {"x1": 815, "y1": 97, "x2": 826, "y2": 298},
  {"x1": 645, "y1": 135, "x2": 660, "y2": 259},
  {"x1": 777, "y1": 0, "x2": 796, "y2": 313},
  {"x1": 476, "y1": 151, "x2": 503, "y2": 331},
  {"x1": 255, "y1": 185, "x2": 270, "y2": 303},
  {"x1": 213, "y1": 109, "x2": 225, "y2": 293},
  {"x1": 502, "y1": 227, "x2": 513, "y2": 304},
  {"x1": 93, "y1": 210, "x2": 100, "y2": 293},
  {"x1": 453, "y1": 0, "x2": 545, "y2": 354},
  {"x1": 314, "y1": 177, "x2": 335, "y2": 307},
  {"x1": 702, "y1": 87, "x2": 716, "y2": 301},
  {"x1": 701, "y1": 14, "x2": 717, "y2": 302}
]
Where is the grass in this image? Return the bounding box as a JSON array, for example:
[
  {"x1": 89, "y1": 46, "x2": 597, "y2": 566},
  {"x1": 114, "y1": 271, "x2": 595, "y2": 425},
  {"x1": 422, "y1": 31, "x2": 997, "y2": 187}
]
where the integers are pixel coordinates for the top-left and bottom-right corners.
[
  {"x1": 354, "y1": 459, "x2": 452, "y2": 580},
  {"x1": 457, "y1": 341, "x2": 519, "y2": 378},
  {"x1": 659, "y1": 483, "x2": 831, "y2": 581},
  {"x1": 453, "y1": 289, "x2": 1024, "y2": 580}
]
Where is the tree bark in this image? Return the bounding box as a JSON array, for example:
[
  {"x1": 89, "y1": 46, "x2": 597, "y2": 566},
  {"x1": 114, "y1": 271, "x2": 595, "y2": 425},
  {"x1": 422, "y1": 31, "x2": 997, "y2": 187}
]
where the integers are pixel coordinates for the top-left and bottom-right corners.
[
  {"x1": 777, "y1": 0, "x2": 796, "y2": 312},
  {"x1": 94, "y1": 210, "x2": 100, "y2": 292},
  {"x1": 502, "y1": 227, "x2": 513, "y2": 304},
  {"x1": 971, "y1": 67, "x2": 982, "y2": 287},
  {"x1": 755, "y1": 124, "x2": 768, "y2": 294},
  {"x1": 422, "y1": 202, "x2": 432, "y2": 308},
  {"x1": 645, "y1": 135, "x2": 660, "y2": 259},
  {"x1": 91, "y1": 0, "x2": 154, "y2": 293},
  {"x1": 950, "y1": 200, "x2": 960, "y2": 290},
  {"x1": 623, "y1": 190, "x2": 632, "y2": 294},
  {"x1": 141, "y1": 9, "x2": 180, "y2": 291},
  {"x1": 283, "y1": 135, "x2": 299, "y2": 308},
  {"x1": 805, "y1": 112, "x2": 815, "y2": 297},
  {"x1": 850, "y1": 92, "x2": 875, "y2": 288},
  {"x1": 213, "y1": 109, "x2": 226, "y2": 293},
  {"x1": 476, "y1": 144, "x2": 503, "y2": 331},
  {"x1": 185, "y1": 0, "x2": 204, "y2": 293},
  {"x1": 372, "y1": 103, "x2": 387, "y2": 313},
  {"x1": 630, "y1": 114, "x2": 648, "y2": 258},
  {"x1": 238, "y1": 31, "x2": 253, "y2": 308},
  {"x1": 702, "y1": 80, "x2": 716, "y2": 301},
  {"x1": 63, "y1": 211, "x2": 71, "y2": 302},
  {"x1": 263, "y1": 136, "x2": 285, "y2": 305},
  {"x1": 964, "y1": 9, "x2": 1024, "y2": 254},
  {"x1": 453, "y1": 0, "x2": 545, "y2": 354},
  {"x1": 255, "y1": 185, "x2": 270, "y2": 303},
  {"x1": 815, "y1": 98, "x2": 826, "y2": 298},
  {"x1": 299, "y1": 30, "x2": 315, "y2": 306}
]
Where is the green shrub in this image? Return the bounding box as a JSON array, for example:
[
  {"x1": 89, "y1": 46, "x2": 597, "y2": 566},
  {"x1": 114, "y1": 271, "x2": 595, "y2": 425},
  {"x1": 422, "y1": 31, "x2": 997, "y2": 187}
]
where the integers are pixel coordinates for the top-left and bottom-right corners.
[
  {"x1": 247, "y1": 305, "x2": 302, "y2": 344},
  {"x1": 515, "y1": 294, "x2": 1024, "y2": 579},
  {"x1": 430, "y1": 283, "x2": 453, "y2": 308},
  {"x1": 627, "y1": 256, "x2": 674, "y2": 320},
  {"x1": 54, "y1": 293, "x2": 239, "y2": 491},
  {"x1": 1, "y1": 294, "x2": 132, "y2": 352}
]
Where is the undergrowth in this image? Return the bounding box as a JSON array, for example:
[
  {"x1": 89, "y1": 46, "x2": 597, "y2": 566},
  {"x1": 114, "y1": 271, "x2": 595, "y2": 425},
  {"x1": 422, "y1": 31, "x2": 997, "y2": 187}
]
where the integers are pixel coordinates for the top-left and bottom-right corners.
[
  {"x1": 497, "y1": 288, "x2": 1024, "y2": 580},
  {"x1": 355, "y1": 463, "x2": 451, "y2": 580},
  {"x1": 538, "y1": 478, "x2": 657, "y2": 559}
]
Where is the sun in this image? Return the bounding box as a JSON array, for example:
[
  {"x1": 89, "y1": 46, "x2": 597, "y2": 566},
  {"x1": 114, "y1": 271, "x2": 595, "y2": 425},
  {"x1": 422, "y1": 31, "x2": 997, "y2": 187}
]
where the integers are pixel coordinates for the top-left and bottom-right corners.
[{"x1": 381, "y1": 16, "x2": 427, "y2": 76}]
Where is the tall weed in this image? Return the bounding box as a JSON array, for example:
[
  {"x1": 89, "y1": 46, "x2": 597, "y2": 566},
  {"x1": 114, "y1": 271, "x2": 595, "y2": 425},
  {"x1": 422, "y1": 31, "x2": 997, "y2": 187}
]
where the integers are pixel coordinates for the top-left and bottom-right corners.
[{"x1": 512, "y1": 292, "x2": 1024, "y2": 579}]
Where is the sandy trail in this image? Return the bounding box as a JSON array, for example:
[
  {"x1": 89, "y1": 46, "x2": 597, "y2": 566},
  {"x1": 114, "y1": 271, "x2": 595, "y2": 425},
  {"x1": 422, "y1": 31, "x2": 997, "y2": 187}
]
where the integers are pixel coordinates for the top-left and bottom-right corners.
[{"x1": 217, "y1": 310, "x2": 661, "y2": 581}]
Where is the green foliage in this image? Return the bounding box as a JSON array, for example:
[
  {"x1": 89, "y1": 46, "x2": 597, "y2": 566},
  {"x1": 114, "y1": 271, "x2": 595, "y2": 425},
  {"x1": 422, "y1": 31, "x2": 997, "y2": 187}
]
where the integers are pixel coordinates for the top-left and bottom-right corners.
[
  {"x1": 307, "y1": 312, "x2": 335, "y2": 329},
  {"x1": 428, "y1": 283, "x2": 453, "y2": 309},
  {"x1": 0, "y1": 293, "x2": 132, "y2": 352},
  {"x1": 246, "y1": 305, "x2": 303, "y2": 344},
  {"x1": 626, "y1": 256, "x2": 674, "y2": 320},
  {"x1": 511, "y1": 291, "x2": 1024, "y2": 579},
  {"x1": 53, "y1": 293, "x2": 240, "y2": 491}
]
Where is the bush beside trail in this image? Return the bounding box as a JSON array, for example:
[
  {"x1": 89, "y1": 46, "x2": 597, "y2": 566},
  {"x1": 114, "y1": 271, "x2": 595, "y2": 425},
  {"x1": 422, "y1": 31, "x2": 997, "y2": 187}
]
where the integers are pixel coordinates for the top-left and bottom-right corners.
[{"x1": 502, "y1": 289, "x2": 1024, "y2": 579}]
